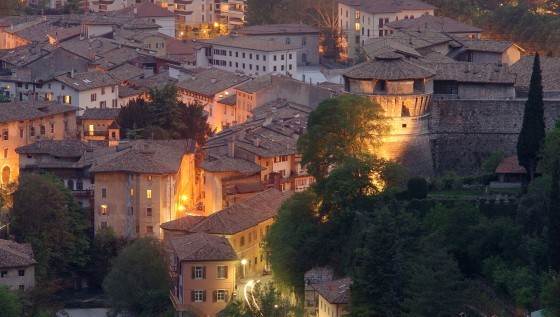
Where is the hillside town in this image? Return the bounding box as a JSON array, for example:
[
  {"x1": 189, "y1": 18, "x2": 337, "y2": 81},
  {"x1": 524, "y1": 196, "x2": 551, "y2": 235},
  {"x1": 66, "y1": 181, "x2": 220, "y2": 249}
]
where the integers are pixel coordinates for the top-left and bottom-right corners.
[{"x1": 1, "y1": 0, "x2": 560, "y2": 317}]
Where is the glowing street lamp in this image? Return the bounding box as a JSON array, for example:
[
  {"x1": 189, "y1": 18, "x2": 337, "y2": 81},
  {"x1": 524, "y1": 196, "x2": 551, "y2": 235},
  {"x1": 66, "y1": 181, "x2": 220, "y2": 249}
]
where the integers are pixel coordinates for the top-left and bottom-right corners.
[{"x1": 241, "y1": 258, "x2": 248, "y2": 278}]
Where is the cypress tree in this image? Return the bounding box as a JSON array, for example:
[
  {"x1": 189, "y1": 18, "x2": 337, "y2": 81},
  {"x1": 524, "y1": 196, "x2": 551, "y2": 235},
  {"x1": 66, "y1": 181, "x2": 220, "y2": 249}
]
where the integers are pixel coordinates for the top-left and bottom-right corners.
[{"x1": 517, "y1": 53, "x2": 545, "y2": 181}]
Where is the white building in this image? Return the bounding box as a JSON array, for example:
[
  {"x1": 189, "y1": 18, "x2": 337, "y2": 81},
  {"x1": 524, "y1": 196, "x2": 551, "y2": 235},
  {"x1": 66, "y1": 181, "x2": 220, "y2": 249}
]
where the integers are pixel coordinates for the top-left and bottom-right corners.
[
  {"x1": 171, "y1": 0, "x2": 246, "y2": 30},
  {"x1": 0, "y1": 239, "x2": 36, "y2": 292},
  {"x1": 338, "y1": 0, "x2": 435, "y2": 59},
  {"x1": 200, "y1": 35, "x2": 299, "y2": 78}
]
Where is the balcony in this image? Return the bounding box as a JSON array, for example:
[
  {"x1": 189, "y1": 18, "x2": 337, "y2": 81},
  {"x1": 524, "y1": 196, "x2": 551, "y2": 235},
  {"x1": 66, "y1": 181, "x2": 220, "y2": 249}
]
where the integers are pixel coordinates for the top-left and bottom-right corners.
[
  {"x1": 174, "y1": 8, "x2": 194, "y2": 15},
  {"x1": 174, "y1": 0, "x2": 193, "y2": 4}
]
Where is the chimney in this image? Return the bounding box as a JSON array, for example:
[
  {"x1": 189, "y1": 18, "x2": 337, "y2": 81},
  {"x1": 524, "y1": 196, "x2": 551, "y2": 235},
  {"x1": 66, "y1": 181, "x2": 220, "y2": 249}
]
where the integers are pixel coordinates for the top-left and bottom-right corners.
[
  {"x1": 210, "y1": 78, "x2": 217, "y2": 84},
  {"x1": 227, "y1": 137, "x2": 235, "y2": 158},
  {"x1": 253, "y1": 137, "x2": 259, "y2": 147},
  {"x1": 70, "y1": 68, "x2": 75, "y2": 78}
]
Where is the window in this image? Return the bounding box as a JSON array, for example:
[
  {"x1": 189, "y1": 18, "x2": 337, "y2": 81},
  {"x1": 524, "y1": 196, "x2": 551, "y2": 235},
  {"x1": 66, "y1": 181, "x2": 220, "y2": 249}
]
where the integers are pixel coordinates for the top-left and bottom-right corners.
[
  {"x1": 379, "y1": 18, "x2": 384, "y2": 28},
  {"x1": 1, "y1": 271, "x2": 7, "y2": 278},
  {"x1": 193, "y1": 266, "x2": 205, "y2": 279},
  {"x1": 289, "y1": 53, "x2": 292, "y2": 59},
  {"x1": 101, "y1": 87, "x2": 105, "y2": 95},
  {"x1": 100, "y1": 101, "x2": 106, "y2": 108},
  {"x1": 147, "y1": 207, "x2": 152, "y2": 217},
  {"x1": 91, "y1": 93, "x2": 97, "y2": 102},
  {"x1": 2, "y1": 130, "x2": 7, "y2": 140},
  {"x1": 285, "y1": 37, "x2": 291, "y2": 44},
  {"x1": 281, "y1": 65, "x2": 285, "y2": 71},
  {"x1": 77, "y1": 179, "x2": 83, "y2": 190},
  {"x1": 217, "y1": 265, "x2": 228, "y2": 279},
  {"x1": 61, "y1": 84, "x2": 65, "y2": 90},
  {"x1": 302, "y1": 37, "x2": 306, "y2": 45},
  {"x1": 242, "y1": 52, "x2": 245, "y2": 58},
  {"x1": 434, "y1": 81, "x2": 458, "y2": 94},
  {"x1": 101, "y1": 221, "x2": 107, "y2": 229},
  {"x1": 50, "y1": 123, "x2": 55, "y2": 134},
  {"x1": 240, "y1": 236, "x2": 245, "y2": 246},
  {"x1": 130, "y1": 188, "x2": 134, "y2": 196},
  {"x1": 29, "y1": 127, "x2": 35, "y2": 137},
  {"x1": 273, "y1": 55, "x2": 277, "y2": 61},
  {"x1": 256, "y1": 54, "x2": 259, "y2": 60},
  {"x1": 273, "y1": 66, "x2": 277, "y2": 72},
  {"x1": 40, "y1": 125, "x2": 45, "y2": 135},
  {"x1": 215, "y1": 289, "x2": 227, "y2": 301},
  {"x1": 402, "y1": 123, "x2": 407, "y2": 128},
  {"x1": 146, "y1": 189, "x2": 152, "y2": 199},
  {"x1": 147, "y1": 175, "x2": 152, "y2": 181},
  {"x1": 19, "y1": 128, "x2": 23, "y2": 138},
  {"x1": 146, "y1": 226, "x2": 153, "y2": 235},
  {"x1": 18, "y1": 269, "x2": 25, "y2": 276},
  {"x1": 101, "y1": 204, "x2": 107, "y2": 215},
  {"x1": 192, "y1": 290, "x2": 205, "y2": 302},
  {"x1": 3, "y1": 148, "x2": 7, "y2": 159},
  {"x1": 263, "y1": 66, "x2": 266, "y2": 72},
  {"x1": 67, "y1": 179, "x2": 74, "y2": 190},
  {"x1": 63, "y1": 95, "x2": 71, "y2": 104},
  {"x1": 263, "y1": 55, "x2": 266, "y2": 61},
  {"x1": 111, "y1": 86, "x2": 115, "y2": 93},
  {"x1": 281, "y1": 54, "x2": 285, "y2": 60},
  {"x1": 102, "y1": 188, "x2": 107, "y2": 198}
]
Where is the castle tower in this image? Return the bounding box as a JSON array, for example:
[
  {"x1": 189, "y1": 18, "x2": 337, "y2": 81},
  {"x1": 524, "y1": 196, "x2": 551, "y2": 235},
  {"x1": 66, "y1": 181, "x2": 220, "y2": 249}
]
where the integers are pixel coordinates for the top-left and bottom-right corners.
[{"x1": 342, "y1": 53, "x2": 435, "y2": 176}]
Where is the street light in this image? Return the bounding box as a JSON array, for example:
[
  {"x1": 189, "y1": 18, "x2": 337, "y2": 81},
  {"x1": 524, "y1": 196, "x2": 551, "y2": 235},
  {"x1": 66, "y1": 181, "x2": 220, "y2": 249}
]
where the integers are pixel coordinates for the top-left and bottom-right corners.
[{"x1": 241, "y1": 258, "x2": 247, "y2": 278}]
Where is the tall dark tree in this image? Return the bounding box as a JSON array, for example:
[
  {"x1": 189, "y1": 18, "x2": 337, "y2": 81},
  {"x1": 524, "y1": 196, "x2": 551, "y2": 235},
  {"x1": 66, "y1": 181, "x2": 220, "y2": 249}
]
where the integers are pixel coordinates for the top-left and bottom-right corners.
[
  {"x1": 517, "y1": 54, "x2": 545, "y2": 181},
  {"x1": 10, "y1": 173, "x2": 90, "y2": 282},
  {"x1": 246, "y1": 0, "x2": 276, "y2": 25},
  {"x1": 348, "y1": 208, "x2": 404, "y2": 317},
  {"x1": 0, "y1": 0, "x2": 21, "y2": 17}
]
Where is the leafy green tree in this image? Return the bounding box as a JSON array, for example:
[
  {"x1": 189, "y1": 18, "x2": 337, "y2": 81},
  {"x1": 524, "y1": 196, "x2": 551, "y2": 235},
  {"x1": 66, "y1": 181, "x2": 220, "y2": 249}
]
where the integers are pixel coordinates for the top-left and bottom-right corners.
[
  {"x1": 10, "y1": 173, "x2": 90, "y2": 282},
  {"x1": 541, "y1": 272, "x2": 560, "y2": 317},
  {"x1": 263, "y1": 191, "x2": 324, "y2": 298},
  {"x1": 517, "y1": 53, "x2": 545, "y2": 181},
  {"x1": 0, "y1": 0, "x2": 21, "y2": 17},
  {"x1": 249, "y1": 282, "x2": 303, "y2": 317},
  {"x1": 87, "y1": 227, "x2": 128, "y2": 289},
  {"x1": 482, "y1": 150, "x2": 506, "y2": 174},
  {"x1": 246, "y1": 0, "x2": 276, "y2": 25},
  {"x1": 348, "y1": 208, "x2": 404, "y2": 317},
  {"x1": 298, "y1": 94, "x2": 388, "y2": 182},
  {"x1": 219, "y1": 300, "x2": 251, "y2": 317},
  {"x1": 406, "y1": 177, "x2": 428, "y2": 200},
  {"x1": 103, "y1": 237, "x2": 172, "y2": 316},
  {"x1": 402, "y1": 232, "x2": 465, "y2": 317},
  {"x1": 63, "y1": 0, "x2": 81, "y2": 13},
  {"x1": 0, "y1": 285, "x2": 22, "y2": 317}
]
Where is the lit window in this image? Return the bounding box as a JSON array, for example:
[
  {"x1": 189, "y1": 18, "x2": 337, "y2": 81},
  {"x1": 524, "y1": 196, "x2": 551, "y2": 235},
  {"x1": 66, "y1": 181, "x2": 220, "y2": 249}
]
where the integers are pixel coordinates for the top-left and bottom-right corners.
[
  {"x1": 63, "y1": 95, "x2": 71, "y2": 104},
  {"x1": 355, "y1": 22, "x2": 360, "y2": 31},
  {"x1": 101, "y1": 205, "x2": 107, "y2": 215},
  {"x1": 146, "y1": 189, "x2": 152, "y2": 199},
  {"x1": 147, "y1": 175, "x2": 152, "y2": 181},
  {"x1": 130, "y1": 188, "x2": 134, "y2": 196}
]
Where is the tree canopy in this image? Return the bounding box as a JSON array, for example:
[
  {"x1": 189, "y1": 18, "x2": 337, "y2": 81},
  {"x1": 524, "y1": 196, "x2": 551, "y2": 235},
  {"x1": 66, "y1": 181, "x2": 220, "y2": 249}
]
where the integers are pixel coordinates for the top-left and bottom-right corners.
[
  {"x1": 0, "y1": 285, "x2": 22, "y2": 317},
  {"x1": 10, "y1": 173, "x2": 90, "y2": 282},
  {"x1": 103, "y1": 237, "x2": 172, "y2": 316}
]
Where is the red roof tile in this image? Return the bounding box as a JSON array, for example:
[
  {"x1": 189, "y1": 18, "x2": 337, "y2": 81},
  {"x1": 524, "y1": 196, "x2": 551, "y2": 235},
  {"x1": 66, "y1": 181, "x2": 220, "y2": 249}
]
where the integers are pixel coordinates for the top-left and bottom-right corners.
[{"x1": 496, "y1": 156, "x2": 527, "y2": 174}]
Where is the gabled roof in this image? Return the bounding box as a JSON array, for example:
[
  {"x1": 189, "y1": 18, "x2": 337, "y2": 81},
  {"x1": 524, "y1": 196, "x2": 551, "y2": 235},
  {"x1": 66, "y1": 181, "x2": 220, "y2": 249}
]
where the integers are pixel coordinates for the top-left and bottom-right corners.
[
  {"x1": 450, "y1": 36, "x2": 521, "y2": 53},
  {"x1": 339, "y1": 0, "x2": 435, "y2": 14},
  {"x1": 237, "y1": 24, "x2": 319, "y2": 36},
  {"x1": 344, "y1": 55, "x2": 435, "y2": 80},
  {"x1": 177, "y1": 68, "x2": 250, "y2": 97},
  {"x1": 55, "y1": 70, "x2": 118, "y2": 91},
  {"x1": 189, "y1": 189, "x2": 292, "y2": 235},
  {"x1": 510, "y1": 55, "x2": 560, "y2": 92},
  {"x1": 0, "y1": 239, "x2": 37, "y2": 268},
  {"x1": 312, "y1": 278, "x2": 351, "y2": 305},
  {"x1": 430, "y1": 62, "x2": 516, "y2": 84},
  {"x1": 172, "y1": 232, "x2": 237, "y2": 262},
  {"x1": 161, "y1": 215, "x2": 207, "y2": 232},
  {"x1": 108, "y1": 63, "x2": 145, "y2": 82},
  {"x1": 203, "y1": 36, "x2": 299, "y2": 52},
  {"x1": 114, "y1": 1, "x2": 175, "y2": 18},
  {"x1": 88, "y1": 139, "x2": 195, "y2": 174},
  {"x1": 235, "y1": 74, "x2": 272, "y2": 94},
  {"x1": 201, "y1": 155, "x2": 265, "y2": 173},
  {"x1": 16, "y1": 140, "x2": 89, "y2": 158},
  {"x1": 0, "y1": 100, "x2": 78, "y2": 123},
  {"x1": 496, "y1": 156, "x2": 527, "y2": 174},
  {"x1": 47, "y1": 26, "x2": 82, "y2": 43},
  {"x1": 386, "y1": 14, "x2": 481, "y2": 34},
  {"x1": 82, "y1": 108, "x2": 121, "y2": 120}
]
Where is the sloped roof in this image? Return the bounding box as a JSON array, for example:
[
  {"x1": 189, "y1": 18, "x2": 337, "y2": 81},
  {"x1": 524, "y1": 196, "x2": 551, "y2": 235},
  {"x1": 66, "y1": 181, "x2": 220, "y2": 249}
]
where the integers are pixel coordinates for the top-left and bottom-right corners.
[
  {"x1": 47, "y1": 26, "x2": 82, "y2": 43},
  {"x1": 189, "y1": 189, "x2": 292, "y2": 235},
  {"x1": 0, "y1": 100, "x2": 78, "y2": 123},
  {"x1": 362, "y1": 38, "x2": 422, "y2": 59},
  {"x1": 510, "y1": 55, "x2": 560, "y2": 92},
  {"x1": 55, "y1": 70, "x2": 118, "y2": 91},
  {"x1": 82, "y1": 108, "x2": 121, "y2": 120},
  {"x1": 451, "y1": 36, "x2": 520, "y2": 53},
  {"x1": 496, "y1": 156, "x2": 527, "y2": 174},
  {"x1": 431, "y1": 62, "x2": 517, "y2": 84},
  {"x1": 386, "y1": 14, "x2": 481, "y2": 34},
  {"x1": 16, "y1": 140, "x2": 89, "y2": 158},
  {"x1": 161, "y1": 215, "x2": 207, "y2": 232},
  {"x1": 235, "y1": 74, "x2": 272, "y2": 94},
  {"x1": 172, "y1": 232, "x2": 237, "y2": 262},
  {"x1": 339, "y1": 0, "x2": 435, "y2": 14},
  {"x1": 114, "y1": 1, "x2": 175, "y2": 18},
  {"x1": 203, "y1": 36, "x2": 299, "y2": 52},
  {"x1": 177, "y1": 68, "x2": 250, "y2": 97},
  {"x1": 237, "y1": 24, "x2": 319, "y2": 35},
  {"x1": 89, "y1": 139, "x2": 195, "y2": 174},
  {"x1": 108, "y1": 63, "x2": 145, "y2": 82},
  {"x1": 312, "y1": 278, "x2": 351, "y2": 304},
  {"x1": 344, "y1": 56, "x2": 435, "y2": 80},
  {"x1": 0, "y1": 239, "x2": 37, "y2": 268},
  {"x1": 201, "y1": 155, "x2": 265, "y2": 173}
]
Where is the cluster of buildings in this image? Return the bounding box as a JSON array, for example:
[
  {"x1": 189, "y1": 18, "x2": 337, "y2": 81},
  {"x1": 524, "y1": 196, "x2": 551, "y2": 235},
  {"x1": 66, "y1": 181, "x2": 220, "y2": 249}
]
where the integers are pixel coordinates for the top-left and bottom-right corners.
[{"x1": 3, "y1": 0, "x2": 560, "y2": 316}]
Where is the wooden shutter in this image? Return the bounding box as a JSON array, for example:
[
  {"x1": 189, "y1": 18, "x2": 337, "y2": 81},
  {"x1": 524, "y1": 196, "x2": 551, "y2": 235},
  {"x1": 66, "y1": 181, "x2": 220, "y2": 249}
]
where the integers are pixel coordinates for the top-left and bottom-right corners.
[
  {"x1": 224, "y1": 290, "x2": 229, "y2": 302},
  {"x1": 191, "y1": 266, "x2": 195, "y2": 279},
  {"x1": 203, "y1": 290, "x2": 207, "y2": 302},
  {"x1": 191, "y1": 290, "x2": 195, "y2": 303},
  {"x1": 212, "y1": 290, "x2": 217, "y2": 302},
  {"x1": 202, "y1": 266, "x2": 206, "y2": 279},
  {"x1": 224, "y1": 266, "x2": 228, "y2": 279}
]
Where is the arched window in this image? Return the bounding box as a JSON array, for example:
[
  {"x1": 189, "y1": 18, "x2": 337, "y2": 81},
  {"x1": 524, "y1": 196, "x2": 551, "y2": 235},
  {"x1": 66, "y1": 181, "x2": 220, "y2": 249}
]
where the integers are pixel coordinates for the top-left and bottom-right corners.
[
  {"x1": 404, "y1": 15, "x2": 409, "y2": 19},
  {"x1": 67, "y1": 179, "x2": 74, "y2": 190},
  {"x1": 1, "y1": 166, "x2": 10, "y2": 184},
  {"x1": 410, "y1": 15, "x2": 415, "y2": 19}
]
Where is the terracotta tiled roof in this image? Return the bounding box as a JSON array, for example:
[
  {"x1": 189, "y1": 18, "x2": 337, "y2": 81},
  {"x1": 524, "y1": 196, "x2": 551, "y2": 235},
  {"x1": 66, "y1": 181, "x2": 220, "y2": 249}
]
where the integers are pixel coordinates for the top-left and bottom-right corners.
[
  {"x1": 231, "y1": 182, "x2": 265, "y2": 194},
  {"x1": 177, "y1": 68, "x2": 250, "y2": 97},
  {"x1": 114, "y1": 1, "x2": 175, "y2": 18},
  {"x1": 450, "y1": 36, "x2": 520, "y2": 53},
  {"x1": 237, "y1": 24, "x2": 319, "y2": 35},
  {"x1": 82, "y1": 108, "x2": 121, "y2": 120},
  {"x1": 55, "y1": 70, "x2": 118, "y2": 91},
  {"x1": 60, "y1": 37, "x2": 119, "y2": 62},
  {"x1": 496, "y1": 156, "x2": 527, "y2": 174},
  {"x1": 97, "y1": 47, "x2": 144, "y2": 68},
  {"x1": 10, "y1": 20, "x2": 53, "y2": 43},
  {"x1": 172, "y1": 232, "x2": 237, "y2": 262},
  {"x1": 189, "y1": 189, "x2": 293, "y2": 235},
  {"x1": 219, "y1": 94, "x2": 237, "y2": 106},
  {"x1": 203, "y1": 36, "x2": 299, "y2": 52},
  {"x1": 89, "y1": 139, "x2": 195, "y2": 174},
  {"x1": 430, "y1": 62, "x2": 517, "y2": 84},
  {"x1": 312, "y1": 278, "x2": 351, "y2": 304},
  {"x1": 16, "y1": 140, "x2": 89, "y2": 158},
  {"x1": 108, "y1": 63, "x2": 145, "y2": 82},
  {"x1": 510, "y1": 55, "x2": 560, "y2": 92},
  {"x1": 339, "y1": 0, "x2": 435, "y2": 14},
  {"x1": 344, "y1": 55, "x2": 435, "y2": 80},
  {"x1": 161, "y1": 215, "x2": 207, "y2": 232},
  {"x1": 201, "y1": 156, "x2": 265, "y2": 173},
  {"x1": 364, "y1": 29, "x2": 456, "y2": 52},
  {"x1": 0, "y1": 43, "x2": 53, "y2": 67},
  {"x1": 386, "y1": 14, "x2": 481, "y2": 34},
  {"x1": 0, "y1": 239, "x2": 37, "y2": 268},
  {"x1": 362, "y1": 38, "x2": 422, "y2": 59},
  {"x1": 235, "y1": 74, "x2": 272, "y2": 94},
  {"x1": 130, "y1": 70, "x2": 176, "y2": 90},
  {"x1": 0, "y1": 100, "x2": 78, "y2": 123}
]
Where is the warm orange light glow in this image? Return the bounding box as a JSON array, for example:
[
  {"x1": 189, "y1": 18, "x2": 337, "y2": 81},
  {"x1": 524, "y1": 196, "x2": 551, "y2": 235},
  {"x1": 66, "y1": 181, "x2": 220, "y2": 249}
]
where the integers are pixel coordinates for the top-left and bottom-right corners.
[{"x1": 178, "y1": 205, "x2": 185, "y2": 211}]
